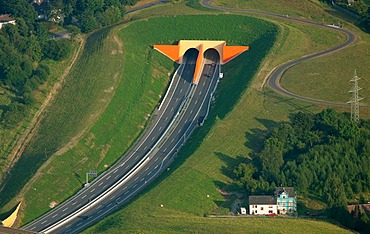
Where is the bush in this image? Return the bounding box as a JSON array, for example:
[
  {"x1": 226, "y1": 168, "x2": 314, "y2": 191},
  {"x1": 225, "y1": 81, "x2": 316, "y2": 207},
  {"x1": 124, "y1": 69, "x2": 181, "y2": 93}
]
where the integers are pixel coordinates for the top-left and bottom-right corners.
[{"x1": 43, "y1": 39, "x2": 72, "y2": 61}]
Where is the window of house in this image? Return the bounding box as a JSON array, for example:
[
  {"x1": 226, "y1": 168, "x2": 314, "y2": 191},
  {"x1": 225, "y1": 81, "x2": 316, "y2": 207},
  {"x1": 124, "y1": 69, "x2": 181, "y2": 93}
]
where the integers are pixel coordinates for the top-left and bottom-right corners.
[
  {"x1": 289, "y1": 202, "x2": 292, "y2": 207},
  {"x1": 268, "y1": 205, "x2": 273, "y2": 208},
  {"x1": 260, "y1": 207, "x2": 264, "y2": 210},
  {"x1": 277, "y1": 202, "x2": 280, "y2": 205},
  {"x1": 269, "y1": 210, "x2": 273, "y2": 213},
  {"x1": 282, "y1": 202, "x2": 286, "y2": 206},
  {"x1": 282, "y1": 196, "x2": 285, "y2": 198}
]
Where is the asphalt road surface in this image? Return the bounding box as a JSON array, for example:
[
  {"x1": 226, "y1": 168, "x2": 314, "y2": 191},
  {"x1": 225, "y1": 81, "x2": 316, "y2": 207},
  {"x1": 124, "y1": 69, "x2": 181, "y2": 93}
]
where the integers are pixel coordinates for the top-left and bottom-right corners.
[
  {"x1": 201, "y1": 0, "x2": 369, "y2": 108},
  {"x1": 23, "y1": 42, "x2": 220, "y2": 232}
]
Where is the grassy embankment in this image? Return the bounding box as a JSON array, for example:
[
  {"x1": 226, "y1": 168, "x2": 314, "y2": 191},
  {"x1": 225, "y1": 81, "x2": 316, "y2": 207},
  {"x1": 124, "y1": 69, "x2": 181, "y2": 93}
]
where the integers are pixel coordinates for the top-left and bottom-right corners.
[
  {"x1": 213, "y1": 0, "x2": 370, "y2": 108},
  {"x1": 0, "y1": 24, "x2": 170, "y2": 221},
  {"x1": 84, "y1": 3, "x2": 353, "y2": 233},
  {"x1": 1, "y1": 0, "x2": 360, "y2": 232},
  {"x1": 0, "y1": 42, "x2": 80, "y2": 173}
]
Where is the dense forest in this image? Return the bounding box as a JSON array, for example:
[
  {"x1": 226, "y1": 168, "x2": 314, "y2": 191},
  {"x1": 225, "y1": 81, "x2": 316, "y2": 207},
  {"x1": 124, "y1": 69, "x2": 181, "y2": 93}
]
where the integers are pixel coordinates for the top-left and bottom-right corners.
[
  {"x1": 234, "y1": 109, "x2": 370, "y2": 232},
  {"x1": 0, "y1": 0, "x2": 138, "y2": 130}
]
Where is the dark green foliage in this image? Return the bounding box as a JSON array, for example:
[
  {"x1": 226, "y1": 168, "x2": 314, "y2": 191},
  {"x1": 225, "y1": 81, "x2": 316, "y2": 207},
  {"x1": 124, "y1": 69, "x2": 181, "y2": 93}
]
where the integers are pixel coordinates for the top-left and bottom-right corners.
[
  {"x1": 234, "y1": 109, "x2": 369, "y2": 231},
  {"x1": 0, "y1": 0, "x2": 37, "y2": 26},
  {"x1": 1, "y1": 102, "x2": 30, "y2": 128},
  {"x1": 43, "y1": 39, "x2": 72, "y2": 61},
  {"x1": 235, "y1": 109, "x2": 369, "y2": 201}
]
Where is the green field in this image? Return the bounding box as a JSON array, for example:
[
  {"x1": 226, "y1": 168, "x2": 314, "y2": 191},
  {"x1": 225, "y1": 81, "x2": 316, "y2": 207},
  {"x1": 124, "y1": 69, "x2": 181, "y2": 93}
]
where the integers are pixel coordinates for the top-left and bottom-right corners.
[
  {"x1": 82, "y1": 3, "x2": 356, "y2": 233},
  {"x1": 212, "y1": 0, "x2": 370, "y2": 109},
  {"x1": 1, "y1": 0, "x2": 365, "y2": 232},
  {"x1": 17, "y1": 13, "x2": 278, "y2": 224}
]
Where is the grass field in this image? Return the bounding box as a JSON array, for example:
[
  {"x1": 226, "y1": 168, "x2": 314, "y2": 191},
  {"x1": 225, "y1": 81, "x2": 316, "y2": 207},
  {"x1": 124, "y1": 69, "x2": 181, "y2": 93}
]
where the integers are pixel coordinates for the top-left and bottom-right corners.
[
  {"x1": 0, "y1": 42, "x2": 79, "y2": 171},
  {"x1": 82, "y1": 2, "x2": 357, "y2": 233},
  {"x1": 212, "y1": 0, "x2": 370, "y2": 108},
  {"x1": 1, "y1": 0, "x2": 365, "y2": 232},
  {"x1": 17, "y1": 12, "x2": 278, "y2": 224}
]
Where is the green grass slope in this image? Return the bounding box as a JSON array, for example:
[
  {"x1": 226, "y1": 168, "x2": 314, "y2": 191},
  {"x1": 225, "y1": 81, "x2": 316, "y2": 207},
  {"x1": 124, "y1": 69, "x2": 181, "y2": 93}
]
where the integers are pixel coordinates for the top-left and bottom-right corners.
[{"x1": 84, "y1": 11, "x2": 350, "y2": 234}]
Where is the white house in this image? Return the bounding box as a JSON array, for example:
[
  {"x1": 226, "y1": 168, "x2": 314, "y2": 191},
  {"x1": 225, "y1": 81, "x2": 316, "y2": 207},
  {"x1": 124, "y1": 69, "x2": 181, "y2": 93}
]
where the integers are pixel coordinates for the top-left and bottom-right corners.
[
  {"x1": 0, "y1": 14, "x2": 16, "y2": 29},
  {"x1": 249, "y1": 195, "x2": 278, "y2": 215}
]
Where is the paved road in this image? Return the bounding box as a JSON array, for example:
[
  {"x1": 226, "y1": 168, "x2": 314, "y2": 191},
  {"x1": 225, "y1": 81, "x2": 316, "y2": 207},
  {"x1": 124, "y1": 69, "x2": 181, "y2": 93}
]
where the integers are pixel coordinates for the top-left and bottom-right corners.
[
  {"x1": 201, "y1": 0, "x2": 369, "y2": 108},
  {"x1": 23, "y1": 42, "x2": 220, "y2": 234}
]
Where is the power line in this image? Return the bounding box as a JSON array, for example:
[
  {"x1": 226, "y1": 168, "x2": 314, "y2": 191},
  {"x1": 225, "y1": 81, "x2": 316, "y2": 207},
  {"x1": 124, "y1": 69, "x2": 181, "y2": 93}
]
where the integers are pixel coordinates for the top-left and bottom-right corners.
[{"x1": 347, "y1": 70, "x2": 363, "y2": 124}]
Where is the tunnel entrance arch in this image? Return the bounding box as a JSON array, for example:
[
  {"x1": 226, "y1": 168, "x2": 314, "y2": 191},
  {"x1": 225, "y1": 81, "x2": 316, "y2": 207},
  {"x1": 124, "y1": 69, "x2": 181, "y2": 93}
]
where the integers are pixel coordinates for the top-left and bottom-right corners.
[{"x1": 154, "y1": 40, "x2": 248, "y2": 83}]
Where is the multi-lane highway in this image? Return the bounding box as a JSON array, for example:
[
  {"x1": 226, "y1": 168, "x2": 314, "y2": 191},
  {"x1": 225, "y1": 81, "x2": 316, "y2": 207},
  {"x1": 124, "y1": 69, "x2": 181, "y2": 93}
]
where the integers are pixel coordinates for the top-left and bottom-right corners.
[
  {"x1": 201, "y1": 0, "x2": 369, "y2": 108},
  {"x1": 23, "y1": 43, "x2": 220, "y2": 232}
]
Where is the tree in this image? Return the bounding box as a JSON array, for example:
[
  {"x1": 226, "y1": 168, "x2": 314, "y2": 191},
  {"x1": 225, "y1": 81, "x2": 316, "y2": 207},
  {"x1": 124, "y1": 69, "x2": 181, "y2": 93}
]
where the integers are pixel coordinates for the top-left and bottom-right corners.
[{"x1": 43, "y1": 39, "x2": 72, "y2": 61}]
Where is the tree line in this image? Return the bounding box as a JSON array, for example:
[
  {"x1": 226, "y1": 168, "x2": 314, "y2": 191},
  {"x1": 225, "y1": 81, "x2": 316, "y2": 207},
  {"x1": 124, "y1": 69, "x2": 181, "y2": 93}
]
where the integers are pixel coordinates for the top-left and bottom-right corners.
[
  {"x1": 0, "y1": 0, "x2": 139, "y2": 129},
  {"x1": 233, "y1": 109, "x2": 369, "y2": 232}
]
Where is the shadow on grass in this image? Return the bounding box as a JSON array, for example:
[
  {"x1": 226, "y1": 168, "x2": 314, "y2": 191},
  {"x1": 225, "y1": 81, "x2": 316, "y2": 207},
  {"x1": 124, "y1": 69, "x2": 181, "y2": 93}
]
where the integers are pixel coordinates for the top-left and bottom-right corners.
[
  {"x1": 214, "y1": 152, "x2": 246, "y2": 180},
  {"x1": 263, "y1": 89, "x2": 315, "y2": 114}
]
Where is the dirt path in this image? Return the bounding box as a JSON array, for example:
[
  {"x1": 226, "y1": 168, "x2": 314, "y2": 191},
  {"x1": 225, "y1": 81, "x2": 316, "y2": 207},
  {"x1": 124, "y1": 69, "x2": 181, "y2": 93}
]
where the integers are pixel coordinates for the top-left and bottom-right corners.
[{"x1": 1, "y1": 38, "x2": 85, "y2": 183}]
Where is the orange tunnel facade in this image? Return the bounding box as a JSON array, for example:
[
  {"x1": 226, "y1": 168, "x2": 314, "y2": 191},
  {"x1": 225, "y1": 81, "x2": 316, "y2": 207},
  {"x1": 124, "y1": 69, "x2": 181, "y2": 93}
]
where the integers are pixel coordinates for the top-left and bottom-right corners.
[{"x1": 154, "y1": 40, "x2": 249, "y2": 83}]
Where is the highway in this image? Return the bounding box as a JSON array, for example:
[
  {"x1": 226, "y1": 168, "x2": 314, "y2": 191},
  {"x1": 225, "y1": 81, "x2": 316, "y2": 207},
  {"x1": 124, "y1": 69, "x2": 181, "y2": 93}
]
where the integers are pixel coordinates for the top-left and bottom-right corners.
[
  {"x1": 201, "y1": 0, "x2": 369, "y2": 108},
  {"x1": 23, "y1": 42, "x2": 220, "y2": 232}
]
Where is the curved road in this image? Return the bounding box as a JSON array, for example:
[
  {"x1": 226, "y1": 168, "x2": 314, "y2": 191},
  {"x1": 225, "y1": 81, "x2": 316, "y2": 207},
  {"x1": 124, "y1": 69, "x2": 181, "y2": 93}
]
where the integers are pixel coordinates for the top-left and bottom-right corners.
[
  {"x1": 23, "y1": 46, "x2": 220, "y2": 233},
  {"x1": 202, "y1": 0, "x2": 369, "y2": 108}
]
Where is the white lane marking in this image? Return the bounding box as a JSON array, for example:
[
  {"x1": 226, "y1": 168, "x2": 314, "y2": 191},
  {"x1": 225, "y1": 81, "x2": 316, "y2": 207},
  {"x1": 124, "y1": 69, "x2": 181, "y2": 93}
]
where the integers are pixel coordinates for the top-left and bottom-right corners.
[
  {"x1": 171, "y1": 138, "x2": 175, "y2": 143},
  {"x1": 134, "y1": 177, "x2": 138, "y2": 181},
  {"x1": 135, "y1": 155, "x2": 139, "y2": 160},
  {"x1": 96, "y1": 205, "x2": 102, "y2": 210},
  {"x1": 107, "y1": 203, "x2": 112, "y2": 207},
  {"x1": 62, "y1": 207, "x2": 69, "y2": 212},
  {"x1": 124, "y1": 191, "x2": 129, "y2": 195},
  {"x1": 113, "y1": 169, "x2": 118, "y2": 173},
  {"x1": 106, "y1": 175, "x2": 111, "y2": 180},
  {"x1": 82, "y1": 195, "x2": 87, "y2": 199},
  {"x1": 91, "y1": 188, "x2": 95, "y2": 193},
  {"x1": 140, "y1": 178, "x2": 145, "y2": 182},
  {"x1": 151, "y1": 136, "x2": 155, "y2": 140},
  {"x1": 76, "y1": 222, "x2": 82, "y2": 227},
  {"x1": 148, "y1": 171, "x2": 152, "y2": 176},
  {"x1": 178, "y1": 129, "x2": 182, "y2": 133},
  {"x1": 199, "y1": 91, "x2": 202, "y2": 95},
  {"x1": 195, "y1": 100, "x2": 198, "y2": 104},
  {"x1": 143, "y1": 146, "x2": 148, "y2": 150},
  {"x1": 66, "y1": 228, "x2": 72, "y2": 233},
  {"x1": 165, "y1": 117, "x2": 168, "y2": 121},
  {"x1": 159, "y1": 126, "x2": 162, "y2": 131},
  {"x1": 155, "y1": 157, "x2": 159, "y2": 162},
  {"x1": 97, "y1": 209, "x2": 103, "y2": 214},
  {"x1": 51, "y1": 214, "x2": 58, "y2": 219},
  {"x1": 98, "y1": 182, "x2": 103, "y2": 186},
  {"x1": 145, "y1": 167, "x2": 149, "y2": 171},
  {"x1": 133, "y1": 184, "x2": 137, "y2": 188},
  {"x1": 164, "y1": 148, "x2": 167, "y2": 152},
  {"x1": 171, "y1": 107, "x2": 174, "y2": 112},
  {"x1": 110, "y1": 195, "x2": 116, "y2": 200},
  {"x1": 125, "y1": 165, "x2": 130, "y2": 169},
  {"x1": 115, "y1": 174, "x2": 120, "y2": 179},
  {"x1": 180, "y1": 88, "x2": 183, "y2": 93},
  {"x1": 154, "y1": 165, "x2": 158, "y2": 170},
  {"x1": 29, "y1": 226, "x2": 36, "y2": 230},
  {"x1": 190, "y1": 110, "x2": 193, "y2": 114},
  {"x1": 41, "y1": 220, "x2": 48, "y2": 225}
]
